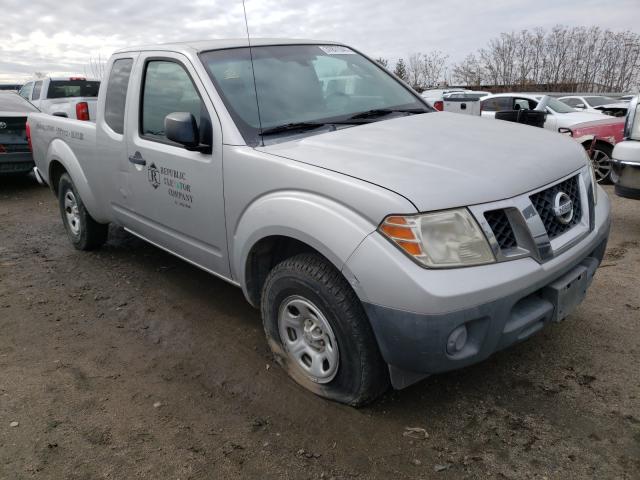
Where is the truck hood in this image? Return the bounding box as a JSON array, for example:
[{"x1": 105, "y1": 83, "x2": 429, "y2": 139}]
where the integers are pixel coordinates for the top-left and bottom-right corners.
[
  {"x1": 563, "y1": 111, "x2": 609, "y2": 125},
  {"x1": 259, "y1": 113, "x2": 586, "y2": 211}
]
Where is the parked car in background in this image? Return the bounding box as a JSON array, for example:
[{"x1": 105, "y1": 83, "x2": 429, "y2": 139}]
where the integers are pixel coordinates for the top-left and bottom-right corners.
[
  {"x1": 559, "y1": 95, "x2": 628, "y2": 117},
  {"x1": 18, "y1": 77, "x2": 100, "y2": 121},
  {"x1": 0, "y1": 92, "x2": 38, "y2": 175},
  {"x1": 421, "y1": 88, "x2": 467, "y2": 110},
  {"x1": 559, "y1": 118, "x2": 625, "y2": 183},
  {"x1": 611, "y1": 96, "x2": 640, "y2": 199},
  {"x1": 481, "y1": 93, "x2": 624, "y2": 183},
  {"x1": 422, "y1": 89, "x2": 489, "y2": 111},
  {"x1": 28, "y1": 39, "x2": 610, "y2": 406},
  {"x1": 442, "y1": 92, "x2": 484, "y2": 116}
]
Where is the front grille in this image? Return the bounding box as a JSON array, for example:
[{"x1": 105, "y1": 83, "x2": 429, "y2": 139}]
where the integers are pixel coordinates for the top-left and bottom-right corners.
[
  {"x1": 530, "y1": 175, "x2": 582, "y2": 240},
  {"x1": 485, "y1": 209, "x2": 517, "y2": 250}
]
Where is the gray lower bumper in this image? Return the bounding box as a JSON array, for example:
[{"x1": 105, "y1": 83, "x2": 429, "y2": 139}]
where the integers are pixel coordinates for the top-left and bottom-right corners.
[
  {"x1": 612, "y1": 159, "x2": 640, "y2": 199},
  {"x1": 363, "y1": 231, "x2": 609, "y2": 389},
  {"x1": 0, "y1": 152, "x2": 34, "y2": 175}
]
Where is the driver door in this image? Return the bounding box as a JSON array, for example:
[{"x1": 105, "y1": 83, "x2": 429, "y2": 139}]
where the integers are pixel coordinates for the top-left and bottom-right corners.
[{"x1": 122, "y1": 52, "x2": 229, "y2": 277}]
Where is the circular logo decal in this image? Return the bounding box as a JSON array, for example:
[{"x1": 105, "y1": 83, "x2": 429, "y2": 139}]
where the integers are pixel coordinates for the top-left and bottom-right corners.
[{"x1": 553, "y1": 192, "x2": 574, "y2": 224}]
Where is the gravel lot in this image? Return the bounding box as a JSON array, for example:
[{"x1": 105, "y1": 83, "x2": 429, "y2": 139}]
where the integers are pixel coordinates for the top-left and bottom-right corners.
[{"x1": 1, "y1": 175, "x2": 639, "y2": 479}]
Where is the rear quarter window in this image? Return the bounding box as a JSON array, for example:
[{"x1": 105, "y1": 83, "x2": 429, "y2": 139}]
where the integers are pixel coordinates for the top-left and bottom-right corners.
[
  {"x1": 104, "y1": 59, "x2": 133, "y2": 134},
  {"x1": 32, "y1": 81, "x2": 43, "y2": 100}
]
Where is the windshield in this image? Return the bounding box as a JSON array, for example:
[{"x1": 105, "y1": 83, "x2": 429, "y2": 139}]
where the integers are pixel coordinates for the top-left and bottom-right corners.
[
  {"x1": 543, "y1": 97, "x2": 577, "y2": 114},
  {"x1": 200, "y1": 44, "x2": 429, "y2": 145},
  {"x1": 46, "y1": 80, "x2": 100, "y2": 99},
  {"x1": 584, "y1": 96, "x2": 616, "y2": 107}
]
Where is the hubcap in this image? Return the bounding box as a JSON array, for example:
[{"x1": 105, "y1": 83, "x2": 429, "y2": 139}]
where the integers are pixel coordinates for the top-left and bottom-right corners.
[
  {"x1": 590, "y1": 149, "x2": 611, "y2": 182},
  {"x1": 64, "y1": 191, "x2": 81, "y2": 236},
  {"x1": 278, "y1": 296, "x2": 339, "y2": 383}
]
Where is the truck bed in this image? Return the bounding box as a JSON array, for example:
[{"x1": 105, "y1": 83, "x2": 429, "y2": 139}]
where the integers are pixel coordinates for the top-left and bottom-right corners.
[
  {"x1": 28, "y1": 112, "x2": 97, "y2": 186},
  {"x1": 39, "y1": 97, "x2": 98, "y2": 121}
]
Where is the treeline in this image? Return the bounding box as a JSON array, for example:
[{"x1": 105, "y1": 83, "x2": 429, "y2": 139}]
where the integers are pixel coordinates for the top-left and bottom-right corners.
[{"x1": 378, "y1": 25, "x2": 640, "y2": 92}]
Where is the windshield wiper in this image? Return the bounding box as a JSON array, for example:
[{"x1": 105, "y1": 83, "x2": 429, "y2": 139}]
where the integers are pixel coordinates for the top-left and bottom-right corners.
[
  {"x1": 260, "y1": 120, "x2": 370, "y2": 136},
  {"x1": 348, "y1": 108, "x2": 427, "y2": 120},
  {"x1": 260, "y1": 122, "x2": 329, "y2": 136}
]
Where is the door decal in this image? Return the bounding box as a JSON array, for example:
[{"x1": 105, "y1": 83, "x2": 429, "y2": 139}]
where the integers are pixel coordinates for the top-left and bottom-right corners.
[{"x1": 145, "y1": 162, "x2": 194, "y2": 208}]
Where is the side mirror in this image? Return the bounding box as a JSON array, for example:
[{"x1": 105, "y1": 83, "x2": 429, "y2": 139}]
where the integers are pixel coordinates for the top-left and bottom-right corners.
[
  {"x1": 575, "y1": 103, "x2": 586, "y2": 109},
  {"x1": 165, "y1": 112, "x2": 199, "y2": 148},
  {"x1": 164, "y1": 112, "x2": 212, "y2": 153}
]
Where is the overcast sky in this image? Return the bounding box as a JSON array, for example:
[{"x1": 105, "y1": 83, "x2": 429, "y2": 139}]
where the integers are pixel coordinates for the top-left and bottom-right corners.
[{"x1": 1, "y1": 0, "x2": 639, "y2": 83}]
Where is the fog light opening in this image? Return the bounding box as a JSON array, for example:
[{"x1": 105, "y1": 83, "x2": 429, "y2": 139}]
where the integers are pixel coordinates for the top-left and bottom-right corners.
[{"x1": 447, "y1": 324, "x2": 468, "y2": 355}]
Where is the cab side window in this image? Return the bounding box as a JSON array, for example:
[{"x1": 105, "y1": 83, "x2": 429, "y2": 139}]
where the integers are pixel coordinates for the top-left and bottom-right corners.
[
  {"x1": 141, "y1": 60, "x2": 205, "y2": 143},
  {"x1": 32, "y1": 81, "x2": 43, "y2": 101},
  {"x1": 481, "y1": 97, "x2": 512, "y2": 112},
  {"x1": 563, "y1": 98, "x2": 581, "y2": 107},
  {"x1": 513, "y1": 98, "x2": 536, "y2": 110}
]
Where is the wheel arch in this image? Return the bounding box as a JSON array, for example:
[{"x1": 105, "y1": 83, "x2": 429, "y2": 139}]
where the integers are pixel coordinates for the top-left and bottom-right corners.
[
  {"x1": 234, "y1": 191, "x2": 378, "y2": 307},
  {"x1": 45, "y1": 139, "x2": 109, "y2": 223}
]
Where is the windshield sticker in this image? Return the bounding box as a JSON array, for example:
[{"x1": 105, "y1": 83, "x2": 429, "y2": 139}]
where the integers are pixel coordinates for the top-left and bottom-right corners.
[
  {"x1": 147, "y1": 162, "x2": 193, "y2": 209},
  {"x1": 318, "y1": 45, "x2": 355, "y2": 55},
  {"x1": 223, "y1": 68, "x2": 240, "y2": 80}
]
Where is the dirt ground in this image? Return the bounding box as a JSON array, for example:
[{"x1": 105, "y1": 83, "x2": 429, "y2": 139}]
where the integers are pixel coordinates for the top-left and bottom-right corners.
[{"x1": 0, "y1": 175, "x2": 638, "y2": 479}]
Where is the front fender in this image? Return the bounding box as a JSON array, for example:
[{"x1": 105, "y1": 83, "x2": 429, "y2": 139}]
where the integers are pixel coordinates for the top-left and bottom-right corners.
[
  {"x1": 47, "y1": 139, "x2": 108, "y2": 223},
  {"x1": 232, "y1": 190, "x2": 377, "y2": 299}
]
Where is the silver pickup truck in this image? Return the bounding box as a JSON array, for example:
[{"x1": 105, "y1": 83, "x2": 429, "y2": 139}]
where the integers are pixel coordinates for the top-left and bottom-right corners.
[{"x1": 29, "y1": 39, "x2": 611, "y2": 406}]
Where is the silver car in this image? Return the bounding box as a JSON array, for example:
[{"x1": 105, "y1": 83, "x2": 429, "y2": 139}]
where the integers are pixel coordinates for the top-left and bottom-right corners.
[{"x1": 28, "y1": 39, "x2": 611, "y2": 405}]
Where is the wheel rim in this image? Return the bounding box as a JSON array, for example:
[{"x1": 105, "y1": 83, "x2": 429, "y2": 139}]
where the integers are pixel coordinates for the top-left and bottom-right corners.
[
  {"x1": 278, "y1": 295, "x2": 339, "y2": 384},
  {"x1": 590, "y1": 149, "x2": 612, "y2": 182},
  {"x1": 64, "y1": 191, "x2": 81, "y2": 236}
]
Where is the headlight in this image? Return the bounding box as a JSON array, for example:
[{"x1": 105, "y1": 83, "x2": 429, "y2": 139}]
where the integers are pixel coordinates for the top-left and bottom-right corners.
[
  {"x1": 379, "y1": 209, "x2": 495, "y2": 268},
  {"x1": 585, "y1": 150, "x2": 598, "y2": 205}
]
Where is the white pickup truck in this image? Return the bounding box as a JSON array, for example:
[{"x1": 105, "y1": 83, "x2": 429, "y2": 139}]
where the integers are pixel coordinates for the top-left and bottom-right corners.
[
  {"x1": 611, "y1": 96, "x2": 640, "y2": 199},
  {"x1": 28, "y1": 39, "x2": 611, "y2": 405},
  {"x1": 19, "y1": 77, "x2": 100, "y2": 121}
]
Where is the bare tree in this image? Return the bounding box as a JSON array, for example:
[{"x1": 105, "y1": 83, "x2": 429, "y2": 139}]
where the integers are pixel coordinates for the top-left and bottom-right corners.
[
  {"x1": 421, "y1": 50, "x2": 449, "y2": 88},
  {"x1": 452, "y1": 54, "x2": 484, "y2": 86},
  {"x1": 375, "y1": 57, "x2": 389, "y2": 68},
  {"x1": 406, "y1": 53, "x2": 423, "y2": 90},
  {"x1": 85, "y1": 52, "x2": 107, "y2": 80},
  {"x1": 451, "y1": 25, "x2": 640, "y2": 92}
]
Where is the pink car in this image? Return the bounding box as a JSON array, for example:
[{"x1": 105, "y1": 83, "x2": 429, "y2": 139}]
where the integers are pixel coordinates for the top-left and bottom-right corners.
[{"x1": 560, "y1": 117, "x2": 625, "y2": 184}]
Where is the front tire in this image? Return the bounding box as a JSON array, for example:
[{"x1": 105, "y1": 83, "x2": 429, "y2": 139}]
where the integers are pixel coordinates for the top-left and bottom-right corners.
[
  {"x1": 261, "y1": 253, "x2": 389, "y2": 406},
  {"x1": 58, "y1": 173, "x2": 108, "y2": 250},
  {"x1": 586, "y1": 143, "x2": 613, "y2": 184}
]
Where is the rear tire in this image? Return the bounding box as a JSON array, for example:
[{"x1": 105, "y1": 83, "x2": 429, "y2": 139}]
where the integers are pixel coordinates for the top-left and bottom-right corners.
[
  {"x1": 58, "y1": 173, "x2": 108, "y2": 250},
  {"x1": 261, "y1": 253, "x2": 389, "y2": 406}
]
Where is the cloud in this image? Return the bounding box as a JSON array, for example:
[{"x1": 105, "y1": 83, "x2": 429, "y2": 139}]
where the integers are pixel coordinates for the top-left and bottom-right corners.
[{"x1": 0, "y1": 0, "x2": 638, "y2": 83}]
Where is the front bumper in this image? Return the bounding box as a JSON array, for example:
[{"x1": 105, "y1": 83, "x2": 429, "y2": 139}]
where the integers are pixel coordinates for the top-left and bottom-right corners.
[
  {"x1": 343, "y1": 187, "x2": 611, "y2": 389},
  {"x1": 0, "y1": 152, "x2": 34, "y2": 175},
  {"x1": 612, "y1": 159, "x2": 640, "y2": 199}
]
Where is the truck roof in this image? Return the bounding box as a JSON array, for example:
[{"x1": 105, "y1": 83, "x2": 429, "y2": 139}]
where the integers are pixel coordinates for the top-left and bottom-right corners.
[{"x1": 114, "y1": 38, "x2": 342, "y2": 54}]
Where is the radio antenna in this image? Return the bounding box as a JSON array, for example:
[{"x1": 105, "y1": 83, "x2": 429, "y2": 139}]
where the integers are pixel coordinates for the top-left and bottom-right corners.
[{"x1": 242, "y1": 0, "x2": 264, "y2": 146}]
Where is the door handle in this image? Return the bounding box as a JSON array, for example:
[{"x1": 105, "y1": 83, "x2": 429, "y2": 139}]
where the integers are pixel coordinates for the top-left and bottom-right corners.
[{"x1": 128, "y1": 151, "x2": 146, "y2": 166}]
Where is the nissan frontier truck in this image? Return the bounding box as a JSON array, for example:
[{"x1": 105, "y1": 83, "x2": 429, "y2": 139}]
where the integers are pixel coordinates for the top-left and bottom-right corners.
[{"x1": 28, "y1": 39, "x2": 611, "y2": 406}]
